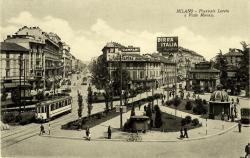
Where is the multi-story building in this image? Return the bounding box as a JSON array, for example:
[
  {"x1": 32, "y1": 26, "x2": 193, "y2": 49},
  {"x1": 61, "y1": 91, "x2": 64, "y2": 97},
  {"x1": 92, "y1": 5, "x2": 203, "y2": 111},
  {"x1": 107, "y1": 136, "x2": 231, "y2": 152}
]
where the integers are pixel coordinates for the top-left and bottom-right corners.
[
  {"x1": 159, "y1": 46, "x2": 205, "y2": 79},
  {"x1": 4, "y1": 27, "x2": 45, "y2": 89},
  {"x1": 0, "y1": 42, "x2": 30, "y2": 93},
  {"x1": 62, "y1": 42, "x2": 72, "y2": 78},
  {"x1": 102, "y1": 42, "x2": 176, "y2": 90},
  {"x1": 187, "y1": 61, "x2": 220, "y2": 92},
  {"x1": 4, "y1": 26, "x2": 64, "y2": 90},
  {"x1": 224, "y1": 48, "x2": 243, "y2": 81}
]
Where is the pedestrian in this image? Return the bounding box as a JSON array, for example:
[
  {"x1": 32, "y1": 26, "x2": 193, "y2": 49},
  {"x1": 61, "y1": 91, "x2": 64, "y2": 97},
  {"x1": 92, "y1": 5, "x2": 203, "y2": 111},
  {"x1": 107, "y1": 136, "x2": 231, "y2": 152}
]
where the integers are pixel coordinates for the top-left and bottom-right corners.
[
  {"x1": 107, "y1": 126, "x2": 112, "y2": 139},
  {"x1": 234, "y1": 104, "x2": 237, "y2": 118},
  {"x1": 48, "y1": 124, "x2": 51, "y2": 135},
  {"x1": 221, "y1": 112, "x2": 225, "y2": 121},
  {"x1": 237, "y1": 97, "x2": 239, "y2": 104},
  {"x1": 245, "y1": 143, "x2": 250, "y2": 158},
  {"x1": 180, "y1": 126, "x2": 184, "y2": 139},
  {"x1": 183, "y1": 125, "x2": 188, "y2": 138},
  {"x1": 86, "y1": 126, "x2": 90, "y2": 140},
  {"x1": 238, "y1": 121, "x2": 242, "y2": 133},
  {"x1": 40, "y1": 124, "x2": 45, "y2": 135},
  {"x1": 161, "y1": 99, "x2": 164, "y2": 106}
]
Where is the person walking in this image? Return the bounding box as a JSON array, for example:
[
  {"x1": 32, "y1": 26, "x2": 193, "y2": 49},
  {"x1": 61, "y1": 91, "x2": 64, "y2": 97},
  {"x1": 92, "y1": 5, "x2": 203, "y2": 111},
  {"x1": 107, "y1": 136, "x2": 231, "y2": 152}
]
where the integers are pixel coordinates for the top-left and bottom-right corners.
[
  {"x1": 238, "y1": 121, "x2": 242, "y2": 133},
  {"x1": 245, "y1": 143, "x2": 250, "y2": 158},
  {"x1": 48, "y1": 124, "x2": 51, "y2": 135},
  {"x1": 180, "y1": 126, "x2": 184, "y2": 139},
  {"x1": 86, "y1": 126, "x2": 90, "y2": 140},
  {"x1": 183, "y1": 125, "x2": 188, "y2": 138},
  {"x1": 107, "y1": 126, "x2": 112, "y2": 139},
  {"x1": 237, "y1": 97, "x2": 239, "y2": 104},
  {"x1": 40, "y1": 124, "x2": 45, "y2": 136}
]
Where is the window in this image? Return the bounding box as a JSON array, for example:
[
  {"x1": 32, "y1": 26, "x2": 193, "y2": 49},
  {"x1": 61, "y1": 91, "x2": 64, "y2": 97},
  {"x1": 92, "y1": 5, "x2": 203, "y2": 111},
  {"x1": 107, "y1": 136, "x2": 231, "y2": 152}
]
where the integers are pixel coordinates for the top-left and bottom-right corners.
[
  {"x1": 6, "y1": 69, "x2": 10, "y2": 77},
  {"x1": 59, "y1": 102, "x2": 62, "y2": 108},
  {"x1": 140, "y1": 71, "x2": 144, "y2": 79},
  {"x1": 51, "y1": 104, "x2": 54, "y2": 111},
  {"x1": 133, "y1": 71, "x2": 137, "y2": 80},
  {"x1": 6, "y1": 60, "x2": 10, "y2": 68},
  {"x1": 65, "y1": 100, "x2": 67, "y2": 106}
]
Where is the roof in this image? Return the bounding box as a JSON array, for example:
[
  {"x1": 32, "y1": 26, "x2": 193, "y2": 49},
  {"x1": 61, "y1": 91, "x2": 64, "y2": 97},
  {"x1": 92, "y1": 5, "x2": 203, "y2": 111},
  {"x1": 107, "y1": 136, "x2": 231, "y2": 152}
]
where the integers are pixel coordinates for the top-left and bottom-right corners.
[
  {"x1": 0, "y1": 42, "x2": 29, "y2": 52},
  {"x1": 189, "y1": 68, "x2": 220, "y2": 73},
  {"x1": 210, "y1": 90, "x2": 229, "y2": 102},
  {"x1": 179, "y1": 46, "x2": 204, "y2": 58},
  {"x1": 224, "y1": 49, "x2": 243, "y2": 56},
  {"x1": 104, "y1": 42, "x2": 126, "y2": 48}
]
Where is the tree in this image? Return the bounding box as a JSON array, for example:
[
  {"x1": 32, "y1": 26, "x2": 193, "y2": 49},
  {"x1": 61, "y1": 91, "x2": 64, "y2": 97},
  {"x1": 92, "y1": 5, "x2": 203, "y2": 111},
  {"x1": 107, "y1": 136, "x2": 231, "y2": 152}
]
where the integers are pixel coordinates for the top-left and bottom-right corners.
[
  {"x1": 173, "y1": 95, "x2": 181, "y2": 116},
  {"x1": 103, "y1": 92, "x2": 109, "y2": 112},
  {"x1": 235, "y1": 41, "x2": 249, "y2": 97},
  {"x1": 77, "y1": 92, "x2": 83, "y2": 119},
  {"x1": 89, "y1": 55, "x2": 109, "y2": 90},
  {"x1": 214, "y1": 50, "x2": 228, "y2": 89},
  {"x1": 154, "y1": 105, "x2": 162, "y2": 128},
  {"x1": 112, "y1": 69, "x2": 131, "y2": 96},
  {"x1": 87, "y1": 85, "x2": 93, "y2": 116}
]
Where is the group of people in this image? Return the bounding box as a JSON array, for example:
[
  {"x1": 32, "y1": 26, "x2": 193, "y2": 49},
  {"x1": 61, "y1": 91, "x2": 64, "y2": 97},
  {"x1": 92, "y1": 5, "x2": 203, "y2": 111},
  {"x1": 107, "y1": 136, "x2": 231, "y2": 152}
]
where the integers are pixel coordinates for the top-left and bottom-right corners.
[{"x1": 84, "y1": 125, "x2": 112, "y2": 141}]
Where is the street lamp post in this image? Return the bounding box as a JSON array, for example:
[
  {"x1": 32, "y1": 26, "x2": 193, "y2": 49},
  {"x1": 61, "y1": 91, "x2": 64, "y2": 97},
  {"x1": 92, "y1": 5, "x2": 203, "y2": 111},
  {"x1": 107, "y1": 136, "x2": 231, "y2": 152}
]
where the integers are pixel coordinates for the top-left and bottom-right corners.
[
  {"x1": 19, "y1": 55, "x2": 22, "y2": 114},
  {"x1": 119, "y1": 53, "x2": 123, "y2": 130}
]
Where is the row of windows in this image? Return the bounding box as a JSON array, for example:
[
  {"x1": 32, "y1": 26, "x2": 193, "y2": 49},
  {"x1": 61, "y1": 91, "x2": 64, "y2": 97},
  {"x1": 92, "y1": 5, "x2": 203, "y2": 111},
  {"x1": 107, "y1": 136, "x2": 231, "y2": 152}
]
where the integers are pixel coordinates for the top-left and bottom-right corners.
[{"x1": 37, "y1": 99, "x2": 71, "y2": 113}]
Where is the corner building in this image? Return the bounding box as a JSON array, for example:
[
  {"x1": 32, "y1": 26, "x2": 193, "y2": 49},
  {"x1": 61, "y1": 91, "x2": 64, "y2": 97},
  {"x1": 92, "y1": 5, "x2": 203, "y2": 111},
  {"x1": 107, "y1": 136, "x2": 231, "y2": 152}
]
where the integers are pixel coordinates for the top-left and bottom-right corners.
[{"x1": 102, "y1": 42, "x2": 176, "y2": 89}]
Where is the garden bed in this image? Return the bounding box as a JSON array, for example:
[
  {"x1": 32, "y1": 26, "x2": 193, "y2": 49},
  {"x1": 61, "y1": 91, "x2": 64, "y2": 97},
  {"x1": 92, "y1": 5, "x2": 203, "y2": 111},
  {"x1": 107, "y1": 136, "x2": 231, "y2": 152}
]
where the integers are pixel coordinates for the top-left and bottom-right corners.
[
  {"x1": 62, "y1": 93, "x2": 163, "y2": 130},
  {"x1": 151, "y1": 112, "x2": 202, "y2": 132},
  {"x1": 164, "y1": 98, "x2": 208, "y2": 116}
]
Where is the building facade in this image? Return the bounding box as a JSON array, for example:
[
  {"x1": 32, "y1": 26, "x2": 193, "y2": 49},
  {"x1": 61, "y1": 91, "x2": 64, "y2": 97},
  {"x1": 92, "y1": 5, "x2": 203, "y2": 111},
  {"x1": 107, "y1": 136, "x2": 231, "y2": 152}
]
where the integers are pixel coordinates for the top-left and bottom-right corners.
[
  {"x1": 62, "y1": 42, "x2": 72, "y2": 78},
  {"x1": 224, "y1": 48, "x2": 243, "y2": 84},
  {"x1": 0, "y1": 42, "x2": 30, "y2": 93},
  {"x1": 4, "y1": 26, "x2": 64, "y2": 90},
  {"x1": 102, "y1": 42, "x2": 176, "y2": 90},
  {"x1": 187, "y1": 62, "x2": 220, "y2": 92},
  {"x1": 159, "y1": 46, "x2": 205, "y2": 79}
]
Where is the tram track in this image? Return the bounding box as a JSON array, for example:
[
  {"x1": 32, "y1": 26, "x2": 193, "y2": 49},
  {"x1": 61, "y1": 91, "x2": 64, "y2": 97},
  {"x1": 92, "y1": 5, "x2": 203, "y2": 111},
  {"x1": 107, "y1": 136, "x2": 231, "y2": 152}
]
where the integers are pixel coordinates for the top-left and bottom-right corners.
[{"x1": 1, "y1": 100, "x2": 106, "y2": 148}]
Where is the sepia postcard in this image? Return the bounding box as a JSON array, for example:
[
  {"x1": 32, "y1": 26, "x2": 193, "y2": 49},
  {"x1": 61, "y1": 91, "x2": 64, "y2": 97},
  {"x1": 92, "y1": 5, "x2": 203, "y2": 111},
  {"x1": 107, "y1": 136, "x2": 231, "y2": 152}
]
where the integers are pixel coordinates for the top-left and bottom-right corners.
[{"x1": 0, "y1": 0, "x2": 249, "y2": 157}]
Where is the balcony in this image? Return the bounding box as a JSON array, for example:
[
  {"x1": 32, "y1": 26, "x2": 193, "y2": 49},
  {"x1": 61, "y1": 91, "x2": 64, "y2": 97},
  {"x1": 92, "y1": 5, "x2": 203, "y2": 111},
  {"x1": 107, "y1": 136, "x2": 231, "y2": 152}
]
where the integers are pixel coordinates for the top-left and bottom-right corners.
[{"x1": 35, "y1": 66, "x2": 43, "y2": 70}]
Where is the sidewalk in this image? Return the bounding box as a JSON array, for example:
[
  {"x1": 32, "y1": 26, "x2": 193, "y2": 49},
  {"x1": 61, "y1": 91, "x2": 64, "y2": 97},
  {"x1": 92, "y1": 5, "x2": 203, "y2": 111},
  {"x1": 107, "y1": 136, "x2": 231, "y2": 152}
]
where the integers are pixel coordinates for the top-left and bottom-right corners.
[{"x1": 44, "y1": 99, "x2": 237, "y2": 142}]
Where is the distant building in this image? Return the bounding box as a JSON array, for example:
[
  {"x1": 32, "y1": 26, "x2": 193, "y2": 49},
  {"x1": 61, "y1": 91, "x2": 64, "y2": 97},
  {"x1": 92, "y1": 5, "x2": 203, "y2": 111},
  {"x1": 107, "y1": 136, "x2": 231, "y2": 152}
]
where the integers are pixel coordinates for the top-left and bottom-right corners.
[
  {"x1": 0, "y1": 42, "x2": 30, "y2": 92},
  {"x1": 62, "y1": 42, "x2": 72, "y2": 78},
  {"x1": 159, "y1": 46, "x2": 205, "y2": 79},
  {"x1": 187, "y1": 61, "x2": 220, "y2": 92},
  {"x1": 224, "y1": 48, "x2": 243, "y2": 85}
]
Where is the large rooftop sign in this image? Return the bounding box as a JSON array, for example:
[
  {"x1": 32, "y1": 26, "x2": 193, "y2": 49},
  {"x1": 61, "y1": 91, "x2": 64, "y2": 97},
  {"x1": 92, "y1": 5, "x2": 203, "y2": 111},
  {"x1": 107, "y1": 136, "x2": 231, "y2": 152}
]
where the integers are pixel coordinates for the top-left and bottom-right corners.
[{"x1": 157, "y1": 37, "x2": 178, "y2": 53}]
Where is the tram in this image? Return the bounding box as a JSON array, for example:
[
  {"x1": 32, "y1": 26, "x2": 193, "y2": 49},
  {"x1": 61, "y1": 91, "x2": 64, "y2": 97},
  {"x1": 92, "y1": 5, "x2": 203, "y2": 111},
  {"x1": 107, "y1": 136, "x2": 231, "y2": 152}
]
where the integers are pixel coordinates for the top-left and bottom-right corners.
[
  {"x1": 35, "y1": 96, "x2": 72, "y2": 122},
  {"x1": 241, "y1": 107, "x2": 250, "y2": 124}
]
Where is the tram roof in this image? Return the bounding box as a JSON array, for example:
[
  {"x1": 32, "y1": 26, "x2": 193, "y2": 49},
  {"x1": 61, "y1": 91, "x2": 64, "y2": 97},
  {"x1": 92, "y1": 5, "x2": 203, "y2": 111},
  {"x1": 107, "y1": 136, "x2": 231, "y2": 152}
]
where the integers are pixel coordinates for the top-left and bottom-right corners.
[{"x1": 37, "y1": 96, "x2": 72, "y2": 106}]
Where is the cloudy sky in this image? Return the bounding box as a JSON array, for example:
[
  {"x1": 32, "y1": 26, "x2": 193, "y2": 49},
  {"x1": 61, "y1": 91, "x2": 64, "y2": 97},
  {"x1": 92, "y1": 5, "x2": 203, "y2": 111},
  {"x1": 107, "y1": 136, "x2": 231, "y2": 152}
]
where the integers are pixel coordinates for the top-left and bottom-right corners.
[{"x1": 0, "y1": 0, "x2": 249, "y2": 61}]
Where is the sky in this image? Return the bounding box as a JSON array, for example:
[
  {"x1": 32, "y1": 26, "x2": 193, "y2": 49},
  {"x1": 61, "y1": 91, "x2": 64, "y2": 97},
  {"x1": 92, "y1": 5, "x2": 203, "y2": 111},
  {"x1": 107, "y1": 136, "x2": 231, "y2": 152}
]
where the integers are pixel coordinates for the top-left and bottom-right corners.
[{"x1": 0, "y1": 0, "x2": 249, "y2": 61}]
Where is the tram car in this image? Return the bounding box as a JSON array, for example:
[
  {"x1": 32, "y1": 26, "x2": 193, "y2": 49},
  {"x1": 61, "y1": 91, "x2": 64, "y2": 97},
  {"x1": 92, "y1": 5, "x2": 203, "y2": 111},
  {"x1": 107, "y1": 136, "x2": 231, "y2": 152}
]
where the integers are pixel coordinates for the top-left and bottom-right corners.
[
  {"x1": 35, "y1": 96, "x2": 72, "y2": 122},
  {"x1": 241, "y1": 107, "x2": 250, "y2": 124}
]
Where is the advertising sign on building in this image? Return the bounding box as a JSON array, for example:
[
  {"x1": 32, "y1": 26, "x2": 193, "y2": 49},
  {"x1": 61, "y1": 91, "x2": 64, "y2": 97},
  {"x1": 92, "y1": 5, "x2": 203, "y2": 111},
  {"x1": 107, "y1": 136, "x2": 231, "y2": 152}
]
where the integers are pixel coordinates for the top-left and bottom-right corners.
[
  {"x1": 107, "y1": 53, "x2": 145, "y2": 62},
  {"x1": 121, "y1": 47, "x2": 140, "y2": 52},
  {"x1": 157, "y1": 37, "x2": 178, "y2": 53}
]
